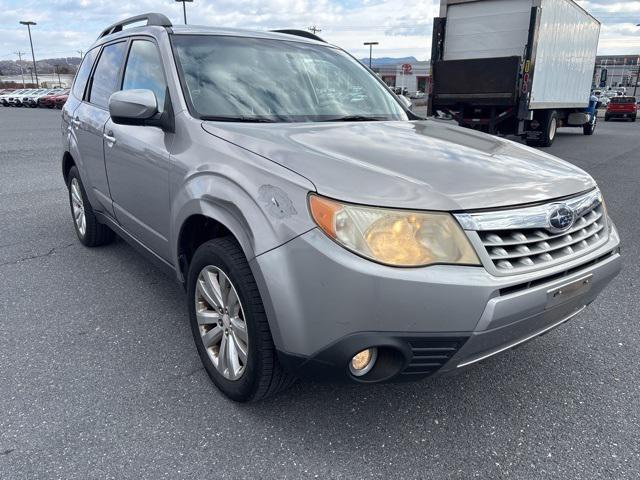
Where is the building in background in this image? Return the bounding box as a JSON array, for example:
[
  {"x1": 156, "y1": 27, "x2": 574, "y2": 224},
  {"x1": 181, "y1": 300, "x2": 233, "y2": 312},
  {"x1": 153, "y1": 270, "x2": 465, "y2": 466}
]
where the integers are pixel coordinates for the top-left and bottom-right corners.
[
  {"x1": 594, "y1": 55, "x2": 640, "y2": 90},
  {"x1": 372, "y1": 61, "x2": 430, "y2": 96}
]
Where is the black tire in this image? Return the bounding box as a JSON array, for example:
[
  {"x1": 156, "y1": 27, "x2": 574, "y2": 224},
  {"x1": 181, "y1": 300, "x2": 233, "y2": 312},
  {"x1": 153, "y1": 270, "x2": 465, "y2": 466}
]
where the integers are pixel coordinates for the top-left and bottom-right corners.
[
  {"x1": 583, "y1": 116, "x2": 597, "y2": 136},
  {"x1": 67, "y1": 166, "x2": 114, "y2": 247},
  {"x1": 631, "y1": 116, "x2": 637, "y2": 123},
  {"x1": 526, "y1": 110, "x2": 558, "y2": 147},
  {"x1": 604, "y1": 116, "x2": 610, "y2": 122},
  {"x1": 187, "y1": 238, "x2": 296, "y2": 402}
]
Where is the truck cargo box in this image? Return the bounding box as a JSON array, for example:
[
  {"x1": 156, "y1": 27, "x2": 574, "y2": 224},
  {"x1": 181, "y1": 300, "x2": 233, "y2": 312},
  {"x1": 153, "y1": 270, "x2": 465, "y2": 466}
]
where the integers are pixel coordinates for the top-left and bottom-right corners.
[{"x1": 431, "y1": 0, "x2": 600, "y2": 111}]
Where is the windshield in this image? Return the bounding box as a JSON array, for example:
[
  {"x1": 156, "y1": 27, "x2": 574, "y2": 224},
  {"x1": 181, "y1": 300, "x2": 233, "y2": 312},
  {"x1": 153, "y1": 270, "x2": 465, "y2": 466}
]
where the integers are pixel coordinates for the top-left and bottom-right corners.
[{"x1": 171, "y1": 35, "x2": 408, "y2": 122}]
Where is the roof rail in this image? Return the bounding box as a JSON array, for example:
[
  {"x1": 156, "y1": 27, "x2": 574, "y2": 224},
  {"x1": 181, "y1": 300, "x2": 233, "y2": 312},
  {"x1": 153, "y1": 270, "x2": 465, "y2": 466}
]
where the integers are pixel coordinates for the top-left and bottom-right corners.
[
  {"x1": 98, "y1": 13, "x2": 173, "y2": 39},
  {"x1": 271, "y1": 29, "x2": 326, "y2": 43}
]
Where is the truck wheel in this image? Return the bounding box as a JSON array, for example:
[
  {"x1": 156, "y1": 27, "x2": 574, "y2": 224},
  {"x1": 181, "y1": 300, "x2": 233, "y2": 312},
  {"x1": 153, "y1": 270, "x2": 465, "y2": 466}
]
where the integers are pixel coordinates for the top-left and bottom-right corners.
[
  {"x1": 526, "y1": 110, "x2": 558, "y2": 147},
  {"x1": 187, "y1": 238, "x2": 296, "y2": 402},
  {"x1": 67, "y1": 166, "x2": 114, "y2": 247},
  {"x1": 540, "y1": 110, "x2": 558, "y2": 147},
  {"x1": 583, "y1": 117, "x2": 597, "y2": 136},
  {"x1": 604, "y1": 116, "x2": 610, "y2": 122}
]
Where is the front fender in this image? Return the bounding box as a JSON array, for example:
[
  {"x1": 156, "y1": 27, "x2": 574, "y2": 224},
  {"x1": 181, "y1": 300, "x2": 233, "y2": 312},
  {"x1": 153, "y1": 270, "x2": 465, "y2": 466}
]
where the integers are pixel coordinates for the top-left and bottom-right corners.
[{"x1": 170, "y1": 171, "x2": 316, "y2": 282}]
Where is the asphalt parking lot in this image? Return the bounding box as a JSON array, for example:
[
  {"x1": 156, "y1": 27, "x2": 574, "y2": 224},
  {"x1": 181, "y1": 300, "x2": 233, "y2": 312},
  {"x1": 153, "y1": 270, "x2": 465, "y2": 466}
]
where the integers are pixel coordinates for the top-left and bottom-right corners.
[{"x1": 1, "y1": 107, "x2": 639, "y2": 479}]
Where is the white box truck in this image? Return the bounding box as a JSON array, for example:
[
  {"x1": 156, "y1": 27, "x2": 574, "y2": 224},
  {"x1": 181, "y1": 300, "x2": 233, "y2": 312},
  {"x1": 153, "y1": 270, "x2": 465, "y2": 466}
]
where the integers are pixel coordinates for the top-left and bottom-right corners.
[{"x1": 428, "y1": 0, "x2": 601, "y2": 146}]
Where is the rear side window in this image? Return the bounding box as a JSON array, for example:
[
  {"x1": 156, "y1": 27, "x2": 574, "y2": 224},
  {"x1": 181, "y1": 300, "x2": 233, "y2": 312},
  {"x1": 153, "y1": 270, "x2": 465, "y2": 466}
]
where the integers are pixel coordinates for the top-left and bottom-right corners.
[
  {"x1": 72, "y1": 48, "x2": 98, "y2": 100},
  {"x1": 89, "y1": 41, "x2": 127, "y2": 109},
  {"x1": 122, "y1": 40, "x2": 167, "y2": 112}
]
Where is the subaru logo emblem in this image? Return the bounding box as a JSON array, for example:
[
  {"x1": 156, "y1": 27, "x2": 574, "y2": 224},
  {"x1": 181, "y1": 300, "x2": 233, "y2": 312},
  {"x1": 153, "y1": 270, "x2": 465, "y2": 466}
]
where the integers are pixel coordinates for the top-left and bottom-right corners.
[{"x1": 548, "y1": 205, "x2": 575, "y2": 233}]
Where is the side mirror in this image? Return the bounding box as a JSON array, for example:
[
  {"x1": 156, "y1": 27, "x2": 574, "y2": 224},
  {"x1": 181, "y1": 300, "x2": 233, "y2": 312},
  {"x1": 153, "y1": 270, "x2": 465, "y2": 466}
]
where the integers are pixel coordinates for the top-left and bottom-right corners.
[
  {"x1": 109, "y1": 89, "x2": 158, "y2": 125},
  {"x1": 398, "y1": 95, "x2": 412, "y2": 111}
]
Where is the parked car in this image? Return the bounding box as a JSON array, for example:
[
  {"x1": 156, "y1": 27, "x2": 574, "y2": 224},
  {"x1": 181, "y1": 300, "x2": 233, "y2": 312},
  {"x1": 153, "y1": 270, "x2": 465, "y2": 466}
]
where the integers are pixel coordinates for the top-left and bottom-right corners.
[
  {"x1": 15, "y1": 89, "x2": 47, "y2": 107},
  {"x1": 25, "y1": 89, "x2": 62, "y2": 107},
  {"x1": 62, "y1": 14, "x2": 621, "y2": 402},
  {"x1": 55, "y1": 92, "x2": 69, "y2": 109},
  {"x1": 604, "y1": 97, "x2": 637, "y2": 122},
  {"x1": 0, "y1": 89, "x2": 24, "y2": 106},
  {"x1": 7, "y1": 88, "x2": 34, "y2": 107},
  {"x1": 39, "y1": 89, "x2": 70, "y2": 108}
]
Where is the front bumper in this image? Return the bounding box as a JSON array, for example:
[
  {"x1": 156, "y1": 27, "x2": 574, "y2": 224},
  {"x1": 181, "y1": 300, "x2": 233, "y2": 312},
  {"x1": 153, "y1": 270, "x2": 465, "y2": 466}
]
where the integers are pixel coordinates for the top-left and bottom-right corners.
[{"x1": 251, "y1": 223, "x2": 621, "y2": 382}]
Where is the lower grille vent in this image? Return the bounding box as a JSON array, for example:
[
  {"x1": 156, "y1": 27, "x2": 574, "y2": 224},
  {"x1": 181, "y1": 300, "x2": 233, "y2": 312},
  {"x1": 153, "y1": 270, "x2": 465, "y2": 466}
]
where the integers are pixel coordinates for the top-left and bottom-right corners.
[{"x1": 402, "y1": 338, "x2": 467, "y2": 376}]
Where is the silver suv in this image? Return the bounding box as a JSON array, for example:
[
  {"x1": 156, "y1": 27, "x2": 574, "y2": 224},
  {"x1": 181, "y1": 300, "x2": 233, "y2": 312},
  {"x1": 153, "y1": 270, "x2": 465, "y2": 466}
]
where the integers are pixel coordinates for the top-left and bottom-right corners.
[{"x1": 62, "y1": 13, "x2": 621, "y2": 402}]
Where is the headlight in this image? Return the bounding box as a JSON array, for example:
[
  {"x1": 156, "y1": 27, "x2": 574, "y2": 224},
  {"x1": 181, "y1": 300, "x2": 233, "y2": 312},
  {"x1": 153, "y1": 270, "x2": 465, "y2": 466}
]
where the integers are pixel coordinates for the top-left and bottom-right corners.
[{"x1": 309, "y1": 194, "x2": 480, "y2": 267}]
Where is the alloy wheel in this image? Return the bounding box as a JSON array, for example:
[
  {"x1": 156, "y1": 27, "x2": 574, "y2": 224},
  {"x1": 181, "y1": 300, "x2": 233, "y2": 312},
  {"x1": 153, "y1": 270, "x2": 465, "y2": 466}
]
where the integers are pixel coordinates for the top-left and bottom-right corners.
[
  {"x1": 195, "y1": 265, "x2": 249, "y2": 381},
  {"x1": 70, "y1": 178, "x2": 86, "y2": 236}
]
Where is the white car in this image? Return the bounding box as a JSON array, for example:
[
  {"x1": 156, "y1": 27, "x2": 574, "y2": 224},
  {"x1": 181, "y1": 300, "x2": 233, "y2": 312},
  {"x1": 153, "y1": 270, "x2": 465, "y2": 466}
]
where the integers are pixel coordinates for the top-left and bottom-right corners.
[
  {"x1": 1, "y1": 89, "x2": 28, "y2": 106},
  {"x1": 25, "y1": 89, "x2": 64, "y2": 108},
  {"x1": 3, "y1": 89, "x2": 35, "y2": 106},
  {"x1": 20, "y1": 89, "x2": 49, "y2": 107}
]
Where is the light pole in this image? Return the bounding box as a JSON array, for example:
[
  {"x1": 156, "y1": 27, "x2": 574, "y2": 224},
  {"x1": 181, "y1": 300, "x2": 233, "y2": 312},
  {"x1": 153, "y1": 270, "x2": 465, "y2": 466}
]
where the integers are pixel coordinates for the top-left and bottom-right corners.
[
  {"x1": 175, "y1": 0, "x2": 193, "y2": 24},
  {"x1": 20, "y1": 20, "x2": 39, "y2": 87},
  {"x1": 363, "y1": 41, "x2": 379, "y2": 69}
]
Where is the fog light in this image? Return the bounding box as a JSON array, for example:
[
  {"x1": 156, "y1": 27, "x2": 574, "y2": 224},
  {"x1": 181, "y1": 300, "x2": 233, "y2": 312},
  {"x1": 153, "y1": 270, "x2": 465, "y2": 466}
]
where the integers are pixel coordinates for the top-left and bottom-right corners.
[{"x1": 349, "y1": 348, "x2": 378, "y2": 377}]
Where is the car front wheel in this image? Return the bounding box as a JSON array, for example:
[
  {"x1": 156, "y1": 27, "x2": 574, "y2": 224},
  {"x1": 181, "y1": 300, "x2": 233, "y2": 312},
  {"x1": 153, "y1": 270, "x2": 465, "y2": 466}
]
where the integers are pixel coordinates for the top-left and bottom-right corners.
[{"x1": 187, "y1": 238, "x2": 295, "y2": 402}]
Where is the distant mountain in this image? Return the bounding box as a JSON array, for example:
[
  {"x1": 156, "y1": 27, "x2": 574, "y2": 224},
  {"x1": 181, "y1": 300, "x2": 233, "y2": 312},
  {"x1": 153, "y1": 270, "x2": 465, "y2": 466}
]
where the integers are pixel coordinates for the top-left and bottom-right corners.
[
  {"x1": 359, "y1": 56, "x2": 419, "y2": 68},
  {"x1": 0, "y1": 57, "x2": 81, "y2": 76}
]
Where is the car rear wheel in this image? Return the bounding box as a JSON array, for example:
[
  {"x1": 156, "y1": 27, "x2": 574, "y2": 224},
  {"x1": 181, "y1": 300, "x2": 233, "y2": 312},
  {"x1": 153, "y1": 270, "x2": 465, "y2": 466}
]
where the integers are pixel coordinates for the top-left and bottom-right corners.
[
  {"x1": 187, "y1": 238, "x2": 295, "y2": 402},
  {"x1": 67, "y1": 166, "x2": 114, "y2": 247}
]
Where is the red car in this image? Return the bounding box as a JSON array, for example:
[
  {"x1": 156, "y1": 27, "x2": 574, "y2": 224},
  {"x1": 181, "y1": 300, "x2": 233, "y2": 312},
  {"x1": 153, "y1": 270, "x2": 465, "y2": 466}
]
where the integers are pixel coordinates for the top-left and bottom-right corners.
[
  {"x1": 54, "y1": 92, "x2": 69, "y2": 109},
  {"x1": 605, "y1": 97, "x2": 637, "y2": 122},
  {"x1": 38, "y1": 89, "x2": 70, "y2": 108}
]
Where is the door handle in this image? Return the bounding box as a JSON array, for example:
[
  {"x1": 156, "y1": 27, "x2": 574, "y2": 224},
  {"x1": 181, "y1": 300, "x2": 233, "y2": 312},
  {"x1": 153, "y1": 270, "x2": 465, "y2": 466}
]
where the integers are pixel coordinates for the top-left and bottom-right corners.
[
  {"x1": 70, "y1": 117, "x2": 81, "y2": 127},
  {"x1": 103, "y1": 131, "x2": 116, "y2": 145}
]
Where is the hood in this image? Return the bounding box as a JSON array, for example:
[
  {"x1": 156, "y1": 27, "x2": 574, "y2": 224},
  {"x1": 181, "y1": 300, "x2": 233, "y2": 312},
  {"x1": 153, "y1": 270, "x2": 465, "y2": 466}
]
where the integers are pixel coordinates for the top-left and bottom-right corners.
[{"x1": 201, "y1": 120, "x2": 595, "y2": 211}]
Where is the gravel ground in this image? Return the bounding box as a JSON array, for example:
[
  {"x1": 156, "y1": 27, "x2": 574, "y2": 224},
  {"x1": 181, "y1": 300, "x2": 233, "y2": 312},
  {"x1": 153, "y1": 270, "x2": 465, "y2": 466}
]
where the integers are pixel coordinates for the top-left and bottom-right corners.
[{"x1": 0, "y1": 107, "x2": 638, "y2": 479}]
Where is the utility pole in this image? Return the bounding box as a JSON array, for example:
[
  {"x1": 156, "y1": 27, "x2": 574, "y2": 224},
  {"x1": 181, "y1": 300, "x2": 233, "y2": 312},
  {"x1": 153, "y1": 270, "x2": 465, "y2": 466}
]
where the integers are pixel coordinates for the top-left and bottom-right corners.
[
  {"x1": 14, "y1": 51, "x2": 26, "y2": 88},
  {"x1": 175, "y1": 0, "x2": 193, "y2": 24},
  {"x1": 55, "y1": 65, "x2": 62, "y2": 87},
  {"x1": 308, "y1": 25, "x2": 322, "y2": 35},
  {"x1": 77, "y1": 50, "x2": 83, "y2": 60},
  {"x1": 20, "y1": 21, "x2": 39, "y2": 87},
  {"x1": 27, "y1": 67, "x2": 34, "y2": 86},
  {"x1": 363, "y1": 41, "x2": 379, "y2": 69}
]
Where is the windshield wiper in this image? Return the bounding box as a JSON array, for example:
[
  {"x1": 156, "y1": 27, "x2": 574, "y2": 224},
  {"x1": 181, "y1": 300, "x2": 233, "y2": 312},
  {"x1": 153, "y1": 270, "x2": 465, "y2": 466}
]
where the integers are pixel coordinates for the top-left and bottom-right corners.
[
  {"x1": 201, "y1": 115, "x2": 279, "y2": 123},
  {"x1": 319, "y1": 115, "x2": 383, "y2": 122}
]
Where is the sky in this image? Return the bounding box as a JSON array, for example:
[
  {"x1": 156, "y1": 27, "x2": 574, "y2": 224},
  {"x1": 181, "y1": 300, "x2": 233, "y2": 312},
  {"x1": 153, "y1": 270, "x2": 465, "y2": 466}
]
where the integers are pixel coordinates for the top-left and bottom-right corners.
[{"x1": 0, "y1": 0, "x2": 639, "y2": 63}]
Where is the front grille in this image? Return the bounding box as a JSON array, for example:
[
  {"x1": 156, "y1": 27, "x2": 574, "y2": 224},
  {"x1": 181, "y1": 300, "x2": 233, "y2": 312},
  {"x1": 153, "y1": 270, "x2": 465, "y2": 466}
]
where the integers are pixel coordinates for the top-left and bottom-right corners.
[
  {"x1": 481, "y1": 203, "x2": 606, "y2": 272},
  {"x1": 401, "y1": 338, "x2": 467, "y2": 376}
]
